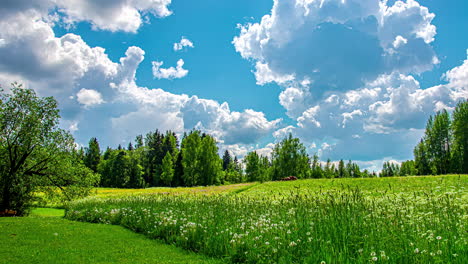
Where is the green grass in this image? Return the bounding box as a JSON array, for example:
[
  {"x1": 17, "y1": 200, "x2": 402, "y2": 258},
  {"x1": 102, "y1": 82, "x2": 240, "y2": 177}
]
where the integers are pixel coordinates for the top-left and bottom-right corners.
[
  {"x1": 65, "y1": 175, "x2": 468, "y2": 263},
  {"x1": 243, "y1": 175, "x2": 468, "y2": 197},
  {"x1": 0, "y1": 208, "x2": 222, "y2": 264}
]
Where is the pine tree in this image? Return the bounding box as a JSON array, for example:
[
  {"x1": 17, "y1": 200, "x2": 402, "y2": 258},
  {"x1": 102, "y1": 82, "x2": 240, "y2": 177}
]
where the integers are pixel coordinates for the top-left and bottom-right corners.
[
  {"x1": 84, "y1": 137, "x2": 101, "y2": 173},
  {"x1": 172, "y1": 150, "x2": 185, "y2": 187},
  {"x1": 222, "y1": 150, "x2": 233, "y2": 171}
]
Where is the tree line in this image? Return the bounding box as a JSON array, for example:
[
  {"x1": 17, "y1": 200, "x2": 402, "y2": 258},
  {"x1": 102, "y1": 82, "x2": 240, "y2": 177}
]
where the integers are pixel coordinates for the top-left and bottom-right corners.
[
  {"x1": 82, "y1": 132, "x2": 379, "y2": 189},
  {"x1": 380, "y1": 100, "x2": 468, "y2": 176}
]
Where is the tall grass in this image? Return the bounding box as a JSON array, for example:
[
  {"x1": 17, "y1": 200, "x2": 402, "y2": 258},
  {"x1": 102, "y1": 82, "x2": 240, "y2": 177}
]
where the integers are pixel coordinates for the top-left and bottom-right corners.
[{"x1": 65, "y1": 184, "x2": 467, "y2": 263}]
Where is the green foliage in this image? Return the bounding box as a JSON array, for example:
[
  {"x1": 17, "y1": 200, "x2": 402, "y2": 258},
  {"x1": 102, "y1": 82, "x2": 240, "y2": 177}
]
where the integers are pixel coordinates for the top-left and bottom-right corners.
[
  {"x1": 161, "y1": 152, "x2": 174, "y2": 186},
  {"x1": 98, "y1": 149, "x2": 144, "y2": 188},
  {"x1": 270, "y1": 133, "x2": 311, "y2": 180},
  {"x1": 412, "y1": 101, "x2": 468, "y2": 175},
  {"x1": 84, "y1": 137, "x2": 100, "y2": 173},
  {"x1": 451, "y1": 100, "x2": 468, "y2": 173},
  {"x1": 181, "y1": 131, "x2": 222, "y2": 186},
  {"x1": 0, "y1": 84, "x2": 98, "y2": 215},
  {"x1": 245, "y1": 151, "x2": 269, "y2": 182},
  {"x1": 222, "y1": 150, "x2": 232, "y2": 171}
]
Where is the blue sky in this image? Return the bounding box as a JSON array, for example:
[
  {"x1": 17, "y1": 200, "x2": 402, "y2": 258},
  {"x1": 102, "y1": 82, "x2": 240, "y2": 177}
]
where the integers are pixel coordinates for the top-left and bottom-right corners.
[{"x1": 0, "y1": 0, "x2": 467, "y2": 171}]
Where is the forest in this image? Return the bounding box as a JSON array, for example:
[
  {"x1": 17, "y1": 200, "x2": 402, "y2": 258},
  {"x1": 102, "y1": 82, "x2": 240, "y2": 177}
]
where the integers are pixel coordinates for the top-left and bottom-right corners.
[{"x1": 79, "y1": 100, "x2": 468, "y2": 188}]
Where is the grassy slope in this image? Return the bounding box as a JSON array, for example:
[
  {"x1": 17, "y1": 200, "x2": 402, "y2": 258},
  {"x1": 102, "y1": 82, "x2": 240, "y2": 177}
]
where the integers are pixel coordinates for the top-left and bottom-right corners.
[{"x1": 0, "y1": 208, "x2": 221, "y2": 264}]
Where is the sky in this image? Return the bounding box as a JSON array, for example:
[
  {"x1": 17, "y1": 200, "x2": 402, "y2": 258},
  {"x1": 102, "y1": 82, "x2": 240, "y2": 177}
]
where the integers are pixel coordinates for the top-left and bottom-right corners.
[{"x1": 0, "y1": 0, "x2": 467, "y2": 172}]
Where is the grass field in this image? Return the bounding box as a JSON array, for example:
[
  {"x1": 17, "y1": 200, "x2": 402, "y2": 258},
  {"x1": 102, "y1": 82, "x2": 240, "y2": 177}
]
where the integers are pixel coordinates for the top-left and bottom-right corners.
[
  {"x1": 64, "y1": 175, "x2": 468, "y2": 263},
  {"x1": 0, "y1": 208, "x2": 221, "y2": 264}
]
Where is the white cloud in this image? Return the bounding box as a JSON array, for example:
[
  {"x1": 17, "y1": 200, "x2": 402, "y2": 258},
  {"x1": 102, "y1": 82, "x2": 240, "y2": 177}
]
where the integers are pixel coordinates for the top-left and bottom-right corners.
[
  {"x1": 393, "y1": 35, "x2": 408, "y2": 49},
  {"x1": 181, "y1": 96, "x2": 281, "y2": 145},
  {"x1": 173, "y1": 37, "x2": 194, "y2": 51},
  {"x1": 233, "y1": 0, "x2": 438, "y2": 94},
  {"x1": 0, "y1": 5, "x2": 280, "y2": 149},
  {"x1": 76, "y1": 88, "x2": 104, "y2": 107},
  {"x1": 152, "y1": 59, "x2": 189, "y2": 79},
  {"x1": 56, "y1": 0, "x2": 172, "y2": 33},
  {"x1": 1, "y1": 0, "x2": 172, "y2": 33}
]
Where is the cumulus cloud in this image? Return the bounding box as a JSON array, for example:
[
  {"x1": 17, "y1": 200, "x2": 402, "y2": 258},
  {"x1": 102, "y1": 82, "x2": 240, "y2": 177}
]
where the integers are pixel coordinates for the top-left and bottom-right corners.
[
  {"x1": 0, "y1": 3, "x2": 279, "y2": 148},
  {"x1": 173, "y1": 37, "x2": 194, "y2": 51},
  {"x1": 0, "y1": 0, "x2": 172, "y2": 33},
  {"x1": 181, "y1": 96, "x2": 281, "y2": 145},
  {"x1": 233, "y1": 0, "x2": 438, "y2": 95},
  {"x1": 76, "y1": 88, "x2": 104, "y2": 107},
  {"x1": 152, "y1": 59, "x2": 189, "y2": 79}
]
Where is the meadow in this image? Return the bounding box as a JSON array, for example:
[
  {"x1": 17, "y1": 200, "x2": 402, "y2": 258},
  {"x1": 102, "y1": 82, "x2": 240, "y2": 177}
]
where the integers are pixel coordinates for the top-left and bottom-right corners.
[
  {"x1": 65, "y1": 175, "x2": 468, "y2": 263},
  {"x1": 0, "y1": 208, "x2": 221, "y2": 264}
]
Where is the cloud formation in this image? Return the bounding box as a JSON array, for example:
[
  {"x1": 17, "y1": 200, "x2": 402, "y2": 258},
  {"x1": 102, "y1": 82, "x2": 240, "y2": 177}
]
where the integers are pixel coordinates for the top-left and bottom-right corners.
[
  {"x1": 152, "y1": 59, "x2": 189, "y2": 79},
  {"x1": 0, "y1": 5, "x2": 279, "y2": 149},
  {"x1": 173, "y1": 37, "x2": 194, "y2": 51},
  {"x1": 76, "y1": 88, "x2": 104, "y2": 107},
  {"x1": 233, "y1": 0, "x2": 438, "y2": 95}
]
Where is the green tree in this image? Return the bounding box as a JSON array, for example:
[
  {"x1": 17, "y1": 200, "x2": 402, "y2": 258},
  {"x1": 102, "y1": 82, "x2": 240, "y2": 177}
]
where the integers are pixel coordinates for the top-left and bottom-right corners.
[
  {"x1": 245, "y1": 151, "x2": 268, "y2": 182},
  {"x1": 451, "y1": 100, "x2": 468, "y2": 173},
  {"x1": 425, "y1": 110, "x2": 451, "y2": 174},
  {"x1": 199, "y1": 135, "x2": 222, "y2": 185},
  {"x1": 160, "y1": 152, "x2": 174, "y2": 186},
  {"x1": 172, "y1": 150, "x2": 184, "y2": 187},
  {"x1": 222, "y1": 150, "x2": 232, "y2": 171},
  {"x1": 270, "y1": 133, "x2": 311, "y2": 180},
  {"x1": 0, "y1": 84, "x2": 98, "y2": 215},
  {"x1": 311, "y1": 154, "x2": 323, "y2": 178},
  {"x1": 414, "y1": 140, "x2": 430, "y2": 175},
  {"x1": 84, "y1": 137, "x2": 100, "y2": 173},
  {"x1": 182, "y1": 131, "x2": 202, "y2": 186}
]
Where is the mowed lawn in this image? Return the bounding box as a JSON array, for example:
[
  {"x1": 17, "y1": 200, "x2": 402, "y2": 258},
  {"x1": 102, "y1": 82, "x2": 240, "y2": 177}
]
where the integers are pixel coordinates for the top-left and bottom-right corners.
[{"x1": 0, "y1": 208, "x2": 222, "y2": 264}]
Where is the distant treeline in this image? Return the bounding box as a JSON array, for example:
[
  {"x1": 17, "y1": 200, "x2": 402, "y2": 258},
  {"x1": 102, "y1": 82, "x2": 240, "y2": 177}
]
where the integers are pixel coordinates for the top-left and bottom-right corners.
[
  {"x1": 80, "y1": 132, "x2": 376, "y2": 188},
  {"x1": 381, "y1": 100, "x2": 468, "y2": 176},
  {"x1": 80, "y1": 100, "x2": 468, "y2": 188}
]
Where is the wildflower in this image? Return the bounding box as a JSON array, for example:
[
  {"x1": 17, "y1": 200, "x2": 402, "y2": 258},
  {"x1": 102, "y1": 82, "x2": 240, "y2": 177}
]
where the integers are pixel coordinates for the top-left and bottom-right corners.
[
  {"x1": 370, "y1": 252, "x2": 376, "y2": 256},
  {"x1": 358, "y1": 249, "x2": 363, "y2": 253},
  {"x1": 436, "y1": 250, "x2": 442, "y2": 255},
  {"x1": 436, "y1": 236, "x2": 442, "y2": 240},
  {"x1": 320, "y1": 261, "x2": 326, "y2": 264},
  {"x1": 414, "y1": 248, "x2": 419, "y2": 254},
  {"x1": 289, "y1": 241, "x2": 297, "y2": 247},
  {"x1": 265, "y1": 242, "x2": 270, "y2": 245},
  {"x1": 372, "y1": 257, "x2": 378, "y2": 261}
]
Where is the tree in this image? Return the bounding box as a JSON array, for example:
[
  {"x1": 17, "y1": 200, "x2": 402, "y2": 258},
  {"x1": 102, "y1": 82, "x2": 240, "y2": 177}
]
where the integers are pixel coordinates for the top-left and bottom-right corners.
[
  {"x1": 222, "y1": 150, "x2": 232, "y2": 171},
  {"x1": 245, "y1": 151, "x2": 260, "y2": 182},
  {"x1": 452, "y1": 100, "x2": 468, "y2": 173},
  {"x1": 425, "y1": 110, "x2": 451, "y2": 174},
  {"x1": 0, "y1": 84, "x2": 98, "y2": 215},
  {"x1": 270, "y1": 133, "x2": 311, "y2": 180},
  {"x1": 182, "y1": 131, "x2": 202, "y2": 186},
  {"x1": 311, "y1": 154, "x2": 323, "y2": 178},
  {"x1": 199, "y1": 135, "x2": 222, "y2": 185},
  {"x1": 160, "y1": 152, "x2": 174, "y2": 186},
  {"x1": 84, "y1": 137, "x2": 100, "y2": 173},
  {"x1": 172, "y1": 150, "x2": 185, "y2": 187},
  {"x1": 414, "y1": 140, "x2": 430, "y2": 175}
]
